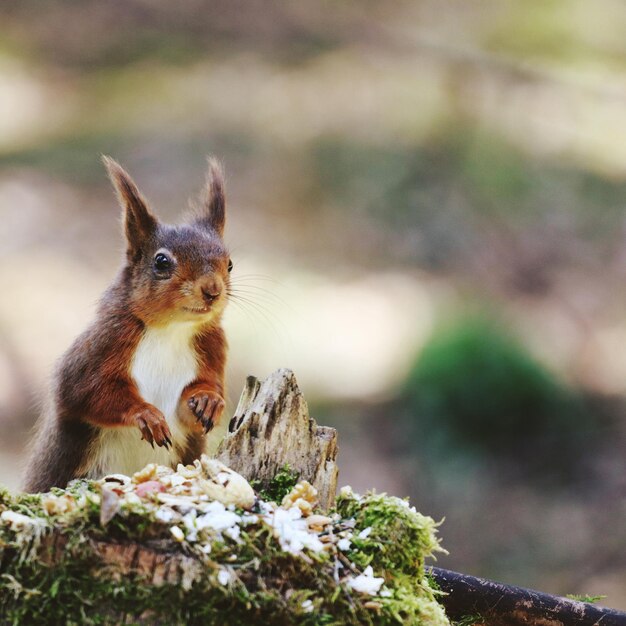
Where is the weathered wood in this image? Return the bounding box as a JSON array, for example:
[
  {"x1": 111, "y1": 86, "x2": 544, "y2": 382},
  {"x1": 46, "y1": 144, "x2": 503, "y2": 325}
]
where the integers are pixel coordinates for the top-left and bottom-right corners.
[
  {"x1": 38, "y1": 530, "x2": 203, "y2": 590},
  {"x1": 215, "y1": 368, "x2": 339, "y2": 509},
  {"x1": 429, "y1": 567, "x2": 626, "y2": 626}
]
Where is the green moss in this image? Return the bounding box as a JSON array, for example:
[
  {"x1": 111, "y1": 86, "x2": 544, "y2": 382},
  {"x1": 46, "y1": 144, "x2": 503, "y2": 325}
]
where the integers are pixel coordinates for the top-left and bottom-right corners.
[
  {"x1": 336, "y1": 490, "x2": 447, "y2": 625},
  {"x1": 250, "y1": 464, "x2": 300, "y2": 503},
  {"x1": 452, "y1": 616, "x2": 485, "y2": 626},
  {"x1": 566, "y1": 593, "x2": 607, "y2": 604},
  {"x1": 337, "y1": 491, "x2": 444, "y2": 578},
  {"x1": 0, "y1": 484, "x2": 449, "y2": 625}
]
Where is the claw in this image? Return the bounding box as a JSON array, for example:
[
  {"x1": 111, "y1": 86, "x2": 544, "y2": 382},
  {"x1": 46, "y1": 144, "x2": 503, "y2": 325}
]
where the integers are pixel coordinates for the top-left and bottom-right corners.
[
  {"x1": 193, "y1": 404, "x2": 203, "y2": 420},
  {"x1": 186, "y1": 390, "x2": 224, "y2": 432}
]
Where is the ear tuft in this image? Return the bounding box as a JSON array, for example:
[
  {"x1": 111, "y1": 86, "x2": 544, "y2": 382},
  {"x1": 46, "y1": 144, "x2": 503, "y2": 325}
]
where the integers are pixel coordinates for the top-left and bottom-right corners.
[
  {"x1": 196, "y1": 156, "x2": 226, "y2": 236},
  {"x1": 102, "y1": 155, "x2": 157, "y2": 258}
]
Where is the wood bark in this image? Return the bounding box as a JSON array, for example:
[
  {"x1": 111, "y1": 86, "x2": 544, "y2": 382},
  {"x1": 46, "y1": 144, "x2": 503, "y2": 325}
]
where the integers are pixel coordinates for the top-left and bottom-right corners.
[
  {"x1": 430, "y1": 567, "x2": 626, "y2": 626},
  {"x1": 215, "y1": 368, "x2": 339, "y2": 510},
  {"x1": 38, "y1": 531, "x2": 203, "y2": 589}
]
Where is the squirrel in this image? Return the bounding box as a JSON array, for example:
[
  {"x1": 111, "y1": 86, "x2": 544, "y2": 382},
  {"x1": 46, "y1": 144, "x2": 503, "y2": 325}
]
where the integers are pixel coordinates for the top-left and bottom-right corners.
[{"x1": 22, "y1": 156, "x2": 231, "y2": 493}]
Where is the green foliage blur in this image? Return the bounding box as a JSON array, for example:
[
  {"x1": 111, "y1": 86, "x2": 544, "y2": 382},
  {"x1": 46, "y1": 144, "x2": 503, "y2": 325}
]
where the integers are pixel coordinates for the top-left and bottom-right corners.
[{"x1": 401, "y1": 318, "x2": 598, "y2": 484}]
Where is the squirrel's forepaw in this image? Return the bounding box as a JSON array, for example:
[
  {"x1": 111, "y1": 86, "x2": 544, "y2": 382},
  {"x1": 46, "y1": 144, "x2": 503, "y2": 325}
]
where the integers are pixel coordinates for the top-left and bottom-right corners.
[
  {"x1": 187, "y1": 391, "x2": 225, "y2": 433},
  {"x1": 133, "y1": 405, "x2": 173, "y2": 449}
]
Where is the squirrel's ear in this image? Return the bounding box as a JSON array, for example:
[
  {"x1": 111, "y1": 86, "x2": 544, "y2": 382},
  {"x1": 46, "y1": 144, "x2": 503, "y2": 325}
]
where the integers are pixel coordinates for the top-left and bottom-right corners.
[
  {"x1": 195, "y1": 157, "x2": 225, "y2": 236},
  {"x1": 102, "y1": 156, "x2": 157, "y2": 256}
]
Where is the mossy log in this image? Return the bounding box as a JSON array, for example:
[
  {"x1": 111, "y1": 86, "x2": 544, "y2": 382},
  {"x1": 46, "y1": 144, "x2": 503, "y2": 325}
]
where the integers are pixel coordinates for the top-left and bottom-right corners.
[
  {"x1": 0, "y1": 369, "x2": 446, "y2": 625},
  {"x1": 0, "y1": 486, "x2": 447, "y2": 625},
  {"x1": 216, "y1": 369, "x2": 338, "y2": 510}
]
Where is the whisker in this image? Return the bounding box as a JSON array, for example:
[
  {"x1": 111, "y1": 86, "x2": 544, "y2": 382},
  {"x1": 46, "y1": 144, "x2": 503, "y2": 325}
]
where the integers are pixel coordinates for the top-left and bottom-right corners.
[
  {"x1": 228, "y1": 278, "x2": 293, "y2": 311},
  {"x1": 226, "y1": 292, "x2": 283, "y2": 339},
  {"x1": 231, "y1": 273, "x2": 284, "y2": 285},
  {"x1": 228, "y1": 294, "x2": 278, "y2": 325},
  {"x1": 228, "y1": 295, "x2": 278, "y2": 322},
  {"x1": 228, "y1": 286, "x2": 290, "y2": 310},
  {"x1": 226, "y1": 298, "x2": 268, "y2": 337}
]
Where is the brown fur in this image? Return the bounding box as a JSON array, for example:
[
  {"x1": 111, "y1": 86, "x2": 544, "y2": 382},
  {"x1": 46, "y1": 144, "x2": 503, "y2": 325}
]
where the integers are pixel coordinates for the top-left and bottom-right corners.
[{"x1": 23, "y1": 157, "x2": 230, "y2": 492}]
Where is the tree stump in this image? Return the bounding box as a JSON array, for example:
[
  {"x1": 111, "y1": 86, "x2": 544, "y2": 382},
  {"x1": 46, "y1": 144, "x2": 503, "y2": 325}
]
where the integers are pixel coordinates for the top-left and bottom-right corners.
[{"x1": 216, "y1": 368, "x2": 339, "y2": 509}]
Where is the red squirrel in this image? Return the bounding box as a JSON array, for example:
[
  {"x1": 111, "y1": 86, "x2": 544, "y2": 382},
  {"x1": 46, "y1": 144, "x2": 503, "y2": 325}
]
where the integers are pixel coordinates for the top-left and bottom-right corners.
[{"x1": 23, "y1": 157, "x2": 231, "y2": 492}]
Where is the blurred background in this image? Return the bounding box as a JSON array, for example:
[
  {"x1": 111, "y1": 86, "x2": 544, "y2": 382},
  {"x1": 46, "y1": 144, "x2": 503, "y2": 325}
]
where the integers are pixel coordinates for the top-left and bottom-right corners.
[{"x1": 0, "y1": 0, "x2": 625, "y2": 609}]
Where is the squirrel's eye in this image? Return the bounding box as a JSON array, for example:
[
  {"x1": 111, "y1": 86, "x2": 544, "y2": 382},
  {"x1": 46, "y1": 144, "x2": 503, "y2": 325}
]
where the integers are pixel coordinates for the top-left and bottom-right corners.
[
  {"x1": 227, "y1": 259, "x2": 233, "y2": 273},
  {"x1": 154, "y1": 253, "x2": 172, "y2": 273}
]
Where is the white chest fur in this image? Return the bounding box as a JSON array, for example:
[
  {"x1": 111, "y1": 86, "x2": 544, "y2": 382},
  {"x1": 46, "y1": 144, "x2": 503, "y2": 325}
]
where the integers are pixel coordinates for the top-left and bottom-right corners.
[
  {"x1": 86, "y1": 322, "x2": 200, "y2": 478},
  {"x1": 131, "y1": 323, "x2": 200, "y2": 425}
]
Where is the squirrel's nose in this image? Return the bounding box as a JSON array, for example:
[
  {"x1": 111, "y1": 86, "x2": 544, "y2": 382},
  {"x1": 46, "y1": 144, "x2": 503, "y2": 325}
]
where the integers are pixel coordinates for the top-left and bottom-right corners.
[
  {"x1": 199, "y1": 276, "x2": 222, "y2": 305},
  {"x1": 201, "y1": 286, "x2": 221, "y2": 304},
  {"x1": 197, "y1": 275, "x2": 223, "y2": 306}
]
